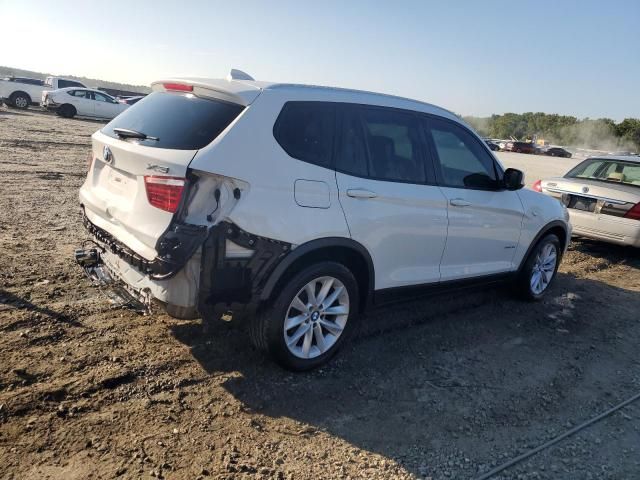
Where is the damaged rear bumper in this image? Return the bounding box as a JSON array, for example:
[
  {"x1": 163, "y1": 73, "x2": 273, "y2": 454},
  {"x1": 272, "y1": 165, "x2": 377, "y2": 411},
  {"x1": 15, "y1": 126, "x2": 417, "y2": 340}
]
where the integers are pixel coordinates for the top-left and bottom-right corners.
[
  {"x1": 81, "y1": 211, "x2": 208, "y2": 280},
  {"x1": 77, "y1": 212, "x2": 293, "y2": 319},
  {"x1": 74, "y1": 247, "x2": 149, "y2": 312}
]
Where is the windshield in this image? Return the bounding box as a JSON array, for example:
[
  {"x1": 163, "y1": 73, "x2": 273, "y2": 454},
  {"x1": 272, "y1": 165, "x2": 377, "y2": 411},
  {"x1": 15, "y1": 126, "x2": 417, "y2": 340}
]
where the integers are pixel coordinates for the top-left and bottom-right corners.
[
  {"x1": 101, "y1": 91, "x2": 244, "y2": 150},
  {"x1": 565, "y1": 158, "x2": 640, "y2": 187}
]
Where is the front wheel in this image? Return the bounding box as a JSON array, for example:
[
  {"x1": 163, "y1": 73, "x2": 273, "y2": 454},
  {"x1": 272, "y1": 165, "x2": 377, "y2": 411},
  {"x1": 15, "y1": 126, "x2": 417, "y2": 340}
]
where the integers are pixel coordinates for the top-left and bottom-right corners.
[
  {"x1": 515, "y1": 234, "x2": 561, "y2": 301},
  {"x1": 251, "y1": 262, "x2": 359, "y2": 371}
]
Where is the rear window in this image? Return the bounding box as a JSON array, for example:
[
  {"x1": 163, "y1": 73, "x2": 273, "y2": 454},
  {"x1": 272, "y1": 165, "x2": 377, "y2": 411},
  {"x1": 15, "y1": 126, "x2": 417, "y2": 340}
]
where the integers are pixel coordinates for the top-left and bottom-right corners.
[
  {"x1": 58, "y1": 79, "x2": 84, "y2": 88},
  {"x1": 566, "y1": 158, "x2": 640, "y2": 187},
  {"x1": 102, "y1": 91, "x2": 244, "y2": 150}
]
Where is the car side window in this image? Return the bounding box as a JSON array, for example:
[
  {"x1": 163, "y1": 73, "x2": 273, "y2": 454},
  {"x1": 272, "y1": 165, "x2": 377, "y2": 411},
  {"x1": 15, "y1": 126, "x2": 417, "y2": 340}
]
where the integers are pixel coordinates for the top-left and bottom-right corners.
[
  {"x1": 73, "y1": 90, "x2": 87, "y2": 98},
  {"x1": 427, "y1": 117, "x2": 499, "y2": 190},
  {"x1": 335, "y1": 108, "x2": 369, "y2": 177},
  {"x1": 93, "y1": 92, "x2": 110, "y2": 102},
  {"x1": 273, "y1": 102, "x2": 335, "y2": 168},
  {"x1": 359, "y1": 107, "x2": 426, "y2": 183}
]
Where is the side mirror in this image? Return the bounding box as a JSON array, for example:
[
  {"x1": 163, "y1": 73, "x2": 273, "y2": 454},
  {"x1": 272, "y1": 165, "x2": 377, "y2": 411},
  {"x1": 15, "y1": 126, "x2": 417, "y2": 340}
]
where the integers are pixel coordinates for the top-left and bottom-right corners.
[{"x1": 503, "y1": 168, "x2": 525, "y2": 190}]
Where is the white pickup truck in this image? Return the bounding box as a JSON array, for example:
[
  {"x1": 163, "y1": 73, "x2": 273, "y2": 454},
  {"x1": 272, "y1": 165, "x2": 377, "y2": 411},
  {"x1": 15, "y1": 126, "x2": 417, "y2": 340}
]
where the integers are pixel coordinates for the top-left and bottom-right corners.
[{"x1": 0, "y1": 76, "x2": 87, "y2": 109}]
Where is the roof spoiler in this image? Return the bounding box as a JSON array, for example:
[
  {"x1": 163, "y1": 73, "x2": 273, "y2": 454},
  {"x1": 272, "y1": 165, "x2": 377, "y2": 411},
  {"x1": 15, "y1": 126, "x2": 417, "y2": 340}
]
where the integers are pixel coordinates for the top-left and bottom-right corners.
[{"x1": 226, "y1": 69, "x2": 254, "y2": 81}]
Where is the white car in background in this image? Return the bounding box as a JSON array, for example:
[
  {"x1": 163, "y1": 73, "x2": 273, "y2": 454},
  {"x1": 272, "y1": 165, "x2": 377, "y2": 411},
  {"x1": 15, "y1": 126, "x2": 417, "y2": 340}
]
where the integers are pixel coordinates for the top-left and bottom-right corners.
[
  {"x1": 0, "y1": 76, "x2": 86, "y2": 109},
  {"x1": 42, "y1": 87, "x2": 130, "y2": 119},
  {"x1": 537, "y1": 155, "x2": 640, "y2": 247}
]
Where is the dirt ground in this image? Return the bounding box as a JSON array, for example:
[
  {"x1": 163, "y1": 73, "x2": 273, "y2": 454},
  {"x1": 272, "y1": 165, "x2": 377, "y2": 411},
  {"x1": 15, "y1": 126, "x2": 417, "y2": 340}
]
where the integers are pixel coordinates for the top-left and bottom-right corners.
[{"x1": 1, "y1": 108, "x2": 639, "y2": 480}]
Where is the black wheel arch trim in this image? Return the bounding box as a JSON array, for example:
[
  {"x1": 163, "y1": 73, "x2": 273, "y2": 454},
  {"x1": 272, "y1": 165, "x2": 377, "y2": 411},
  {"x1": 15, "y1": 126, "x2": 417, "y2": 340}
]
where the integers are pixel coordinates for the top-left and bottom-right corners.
[
  {"x1": 517, "y1": 220, "x2": 568, "y2": 272},
  {"x1": 11, "y1": 90, "x2": 31, "y2": 100},
  {"x1": 10, "y1": 90, "x2": 32, "y2": 104},
  {"x1": 259, "y1": 236, "x2": 375, "y2": 304}
]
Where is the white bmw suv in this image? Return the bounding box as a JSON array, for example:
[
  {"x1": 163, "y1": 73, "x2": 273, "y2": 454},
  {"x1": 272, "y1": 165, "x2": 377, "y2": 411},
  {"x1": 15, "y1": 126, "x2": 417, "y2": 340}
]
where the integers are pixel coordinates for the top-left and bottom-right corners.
[{"x1": 76, "y1": 69, "x2": 570, "y2": 370}]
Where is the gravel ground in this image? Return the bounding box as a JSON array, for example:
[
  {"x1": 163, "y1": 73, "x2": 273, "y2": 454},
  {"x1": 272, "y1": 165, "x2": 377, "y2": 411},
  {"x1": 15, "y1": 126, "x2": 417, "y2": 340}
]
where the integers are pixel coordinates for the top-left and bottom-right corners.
[{"x1": 1, "y1": 107, "x2": 639, "y2": 480}]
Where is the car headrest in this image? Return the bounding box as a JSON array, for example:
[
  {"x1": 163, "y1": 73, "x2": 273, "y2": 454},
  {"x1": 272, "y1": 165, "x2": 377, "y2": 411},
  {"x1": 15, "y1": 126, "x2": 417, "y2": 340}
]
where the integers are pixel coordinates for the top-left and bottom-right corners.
[{"x1": 607, "y1": 172, "x2": 625, "y2": 182}]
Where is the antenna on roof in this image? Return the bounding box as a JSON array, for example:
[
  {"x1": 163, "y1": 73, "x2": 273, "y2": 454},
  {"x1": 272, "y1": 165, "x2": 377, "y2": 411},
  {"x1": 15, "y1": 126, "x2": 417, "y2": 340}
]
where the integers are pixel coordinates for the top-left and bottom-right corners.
[{"x1": 227, "y1": 69, "x2": 254, "y2": 81}]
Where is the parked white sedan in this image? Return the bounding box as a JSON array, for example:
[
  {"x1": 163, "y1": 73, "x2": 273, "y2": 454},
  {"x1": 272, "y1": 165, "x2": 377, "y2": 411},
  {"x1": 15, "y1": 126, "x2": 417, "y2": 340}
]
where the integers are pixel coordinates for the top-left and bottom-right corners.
[
  {"x1": 537, "y1": 155, "x2": 640, "y2": 247},
  {"x1": 42, "y1": 87, "x2": 130, "y2": 119}
]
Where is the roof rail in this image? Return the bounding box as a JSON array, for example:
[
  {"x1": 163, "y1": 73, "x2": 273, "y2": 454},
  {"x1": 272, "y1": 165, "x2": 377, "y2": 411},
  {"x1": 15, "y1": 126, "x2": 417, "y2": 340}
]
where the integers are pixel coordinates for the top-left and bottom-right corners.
[{"x1": 227, "y1": 69, "x2": 254, "y2": 81}]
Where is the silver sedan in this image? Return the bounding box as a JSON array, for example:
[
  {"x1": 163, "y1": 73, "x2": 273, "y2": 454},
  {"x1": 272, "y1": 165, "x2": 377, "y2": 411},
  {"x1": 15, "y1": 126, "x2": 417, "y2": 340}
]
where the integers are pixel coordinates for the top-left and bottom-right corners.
[{"x1": 536, "y1": 155, "x2": 640, "y2": 247}]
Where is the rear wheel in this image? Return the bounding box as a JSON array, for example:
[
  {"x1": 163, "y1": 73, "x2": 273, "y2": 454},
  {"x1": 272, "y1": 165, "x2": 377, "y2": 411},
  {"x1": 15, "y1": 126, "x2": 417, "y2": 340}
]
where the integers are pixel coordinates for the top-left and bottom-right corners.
[
  {"x1": 515, "y1": 234, "x2": 561, "y2": 301},
  {"x1": 57, "y1": 104, "x2": 76, "y2": 118},
  {"x1": 10, "y1": 92, "x2": 30, "y2": 109},
  {"x1": 251, "y1": 262, "x2": 359, "y2": 371}
]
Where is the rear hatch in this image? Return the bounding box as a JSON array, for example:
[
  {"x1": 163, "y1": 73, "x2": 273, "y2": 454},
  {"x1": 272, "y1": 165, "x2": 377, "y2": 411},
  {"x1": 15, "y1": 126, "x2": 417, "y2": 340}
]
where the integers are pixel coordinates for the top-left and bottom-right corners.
[{"x1": 80, "y1": 84, "x2": 249, "y2": 260}]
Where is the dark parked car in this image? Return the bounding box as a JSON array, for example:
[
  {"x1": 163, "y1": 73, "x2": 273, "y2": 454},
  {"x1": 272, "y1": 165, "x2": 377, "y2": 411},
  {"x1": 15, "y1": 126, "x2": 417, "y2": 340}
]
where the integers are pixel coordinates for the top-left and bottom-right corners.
[
  {"x1": 543, "y1": 147, "x2": 572, "y2": 158},
  {"x1": 485, "y1": 139, "x2": 500, "y2": 151},
  {"x1": 506, "y1": 141, "x2": 537, "y2": 154}
]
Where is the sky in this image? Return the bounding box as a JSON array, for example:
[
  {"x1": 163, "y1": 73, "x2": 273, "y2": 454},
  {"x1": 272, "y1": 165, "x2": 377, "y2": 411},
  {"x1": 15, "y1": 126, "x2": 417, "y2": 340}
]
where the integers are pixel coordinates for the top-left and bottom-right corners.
[{"x1": 1, "y1": 0, "x2": 639, "y2": 120}]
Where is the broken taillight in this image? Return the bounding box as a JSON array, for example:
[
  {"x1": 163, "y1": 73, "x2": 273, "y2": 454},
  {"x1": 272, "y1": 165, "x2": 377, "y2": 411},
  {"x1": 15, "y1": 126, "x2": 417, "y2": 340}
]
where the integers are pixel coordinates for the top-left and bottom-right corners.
[
  {"x1": 532, "y1": 179, "x2": 542, "y2": 192},
  {"x1": 624, "y1": 202, "x2": 640, "y2": 221},
  {"x1": 144, "y1": 176, "x2": 185, "y2": 213}
]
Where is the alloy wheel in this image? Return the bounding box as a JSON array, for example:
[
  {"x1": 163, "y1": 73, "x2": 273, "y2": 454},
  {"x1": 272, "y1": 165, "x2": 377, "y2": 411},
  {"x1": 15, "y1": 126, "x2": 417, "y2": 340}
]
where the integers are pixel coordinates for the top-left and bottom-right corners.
[
  {"x1": 283, "y1": 276, "x2": 349, "y2": 359},
  {"x1": 530, "y1": 243, "x2": 557, "y2": 295},
  {"x1": 15, "y1": 96, "x2": 28, "y2": 108}
]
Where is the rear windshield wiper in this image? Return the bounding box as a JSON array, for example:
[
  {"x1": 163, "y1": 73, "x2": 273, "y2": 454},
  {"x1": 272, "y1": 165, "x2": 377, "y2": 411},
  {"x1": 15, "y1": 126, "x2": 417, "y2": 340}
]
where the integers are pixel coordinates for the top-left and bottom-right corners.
[{"x1": 113, "y1": 127, "x2": 159, "y2": 141}]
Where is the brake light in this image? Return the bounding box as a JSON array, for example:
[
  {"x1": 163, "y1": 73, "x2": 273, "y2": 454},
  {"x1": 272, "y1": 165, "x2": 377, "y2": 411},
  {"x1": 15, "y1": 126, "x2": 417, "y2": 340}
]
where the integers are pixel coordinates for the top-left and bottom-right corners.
[
  {"x1": 532, "y1": 179, "x2": 542, "y2": 192},
  {"x1": 163, "y1": 83, "x2": 193, "y2": 92},
  {"x1": 624, "y1": 202, "x2": 640, "y2": 220},
  {"x1": 144, "y1": 176, "x2": 185, "y2": 213}
]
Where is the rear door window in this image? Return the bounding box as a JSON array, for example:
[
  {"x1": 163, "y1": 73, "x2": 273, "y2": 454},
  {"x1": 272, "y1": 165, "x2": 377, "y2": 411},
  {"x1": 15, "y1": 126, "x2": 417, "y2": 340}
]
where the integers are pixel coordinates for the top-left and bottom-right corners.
[
  {"x1": 273, "y1": 102, "x2": 335, "y2": 168},
  {"x1": 335, "y1": 108, "x2": 369, "y2": 177},
  {"x1": 102, "y1": 91, "x2": 244, "y2": 150},
  {"x1": 335, "y1": 104, "x2": 431, "y2": 183},
  {"x1": 359, "y1": 107, "x2": 426, "y2": 183}
]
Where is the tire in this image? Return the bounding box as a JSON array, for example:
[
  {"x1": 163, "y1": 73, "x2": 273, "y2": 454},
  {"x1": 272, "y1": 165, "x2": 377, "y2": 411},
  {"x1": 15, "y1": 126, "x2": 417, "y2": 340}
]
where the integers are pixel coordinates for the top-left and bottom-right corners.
[
  {"x1": 10, "y1": 92, "x2": 30, "y2": 109},
  {"x1": 550, "y1": 152, "x2": 556, "y2": 157},
  {"x1": 57, "y1": 104, "x2": 76, "y2": 118},
  {"x1": 251, "y1": 261, "x2": 360, "y2": 371},
  {"x1": 516, "y1": 149, "x2": 522, "y2": 153},
  {"x1": 515, "y1": 234, "x2": 561, "y2": 301}
]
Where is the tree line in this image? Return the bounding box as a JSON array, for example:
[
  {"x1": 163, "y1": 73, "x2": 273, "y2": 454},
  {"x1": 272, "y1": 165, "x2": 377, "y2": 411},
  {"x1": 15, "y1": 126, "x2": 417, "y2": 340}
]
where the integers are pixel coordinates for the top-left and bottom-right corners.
[{"x1": 464, "y1": 112, "x2": 640, "y2": 152}]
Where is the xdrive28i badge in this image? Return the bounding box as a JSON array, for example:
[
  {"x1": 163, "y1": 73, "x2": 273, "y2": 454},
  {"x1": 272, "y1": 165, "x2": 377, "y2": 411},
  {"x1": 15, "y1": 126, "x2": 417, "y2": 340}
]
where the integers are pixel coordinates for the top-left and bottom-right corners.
[{"x1": 103, "y1": 145, "x2": 113, "y2": 164}]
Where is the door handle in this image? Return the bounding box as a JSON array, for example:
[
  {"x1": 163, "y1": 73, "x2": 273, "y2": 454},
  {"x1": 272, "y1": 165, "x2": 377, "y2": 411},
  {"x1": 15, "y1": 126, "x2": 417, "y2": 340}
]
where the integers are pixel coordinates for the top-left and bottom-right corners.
[
  {"x1": 347, "y1": 189, "x2": 377, "y2": 199},
  {"x1": 449, "y1": 198, "x2": 471, "y2": 207}
]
